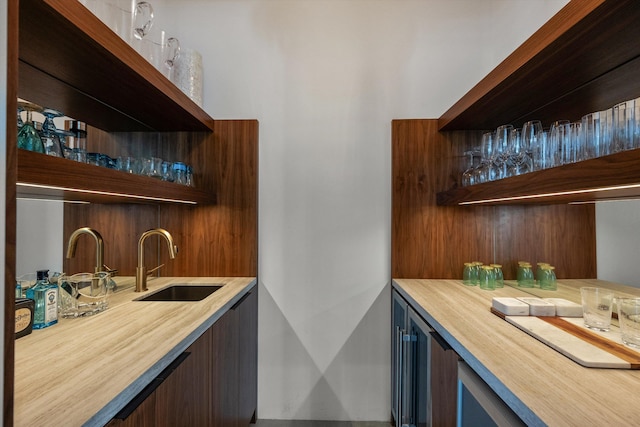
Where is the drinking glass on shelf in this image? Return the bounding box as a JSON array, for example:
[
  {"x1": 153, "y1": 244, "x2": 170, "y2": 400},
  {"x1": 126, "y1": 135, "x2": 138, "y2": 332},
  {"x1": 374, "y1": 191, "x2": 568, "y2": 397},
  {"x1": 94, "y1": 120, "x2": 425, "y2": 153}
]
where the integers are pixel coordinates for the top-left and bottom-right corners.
[
  {"x1": 491, "y1": 124, "x2": 513, "y2": 180},
  {"x1": 581, "y1": 112, "x2": 601, "y2": 160},
  {"x1": 612, "y1": 99, "x2": 635, "y2": 153},
  {"x1": 474, "y1": 131, "x2": 494, "y2": 184},
  {"x1": 40, "y1": 108, "x2": 66, "y2": 158},
  {"x1": 17, "y1": 101, "x2": 45, "y2": 154},
  {"x1": 461, "y1": 150, "x2": 478, "y2": 187},
  {"x1": 599, "y1": 107, "x2": 614, "y2": 156},
  {"x1": 134, "y1": 27, "x2": 180, "y2": 79},
  {"x1": 562, "y1": 121, "x2": 583, "y2": 165},
  {"x1": 84, "y1": 0, "x2": 154, "y2": 44},
  {"x1": 548, "y1": 120, "x2": 569, "y2": 167},
  {"x1": 17, "y1": 104, "x2": 24, "y2": 130},
  {"x1": 521, "y1": 120, "x2": 542, "y2": 170}
]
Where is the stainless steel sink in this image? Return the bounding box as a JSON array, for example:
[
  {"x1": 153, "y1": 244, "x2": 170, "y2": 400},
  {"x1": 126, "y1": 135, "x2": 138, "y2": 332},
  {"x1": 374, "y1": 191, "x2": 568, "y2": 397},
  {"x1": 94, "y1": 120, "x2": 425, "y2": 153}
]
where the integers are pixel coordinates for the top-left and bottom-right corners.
[{"x1": 135, "y1": 284, "x2": 223, "y2": 301}]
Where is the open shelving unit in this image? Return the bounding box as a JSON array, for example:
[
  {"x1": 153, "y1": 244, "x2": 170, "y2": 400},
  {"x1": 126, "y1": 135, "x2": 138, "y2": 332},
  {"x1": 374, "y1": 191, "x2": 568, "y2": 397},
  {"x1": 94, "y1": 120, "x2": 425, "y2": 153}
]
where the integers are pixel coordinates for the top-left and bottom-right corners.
[
  {"x1": 17, "y1": 0, "x2": 216, "y2": 205},
  {"x1": 436, "y1": 0, "x2": 640, "y2": 205}
]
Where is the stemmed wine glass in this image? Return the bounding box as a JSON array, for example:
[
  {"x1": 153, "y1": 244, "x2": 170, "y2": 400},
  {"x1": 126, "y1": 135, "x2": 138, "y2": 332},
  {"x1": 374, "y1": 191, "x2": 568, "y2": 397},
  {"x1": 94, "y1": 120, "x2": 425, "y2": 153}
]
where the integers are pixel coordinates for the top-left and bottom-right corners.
[
  {"x1": 40, "y1": 108, "x2": 66, "y2": 157},
  {"x1": 508, "y1": 121, "x2": 539, "y2": 176},
  {"x1": 474, "y1": 131, "x2": 495, "y2": 183},
  {"x1": 461, "y1": 150, "x2": 479, "y2": 187},
  {"x1": 491, "y1": 124, "x2": 513, "y2": 180},
  {"x1": 17, "y1": 101, "x2": 45, "y2": 154}
]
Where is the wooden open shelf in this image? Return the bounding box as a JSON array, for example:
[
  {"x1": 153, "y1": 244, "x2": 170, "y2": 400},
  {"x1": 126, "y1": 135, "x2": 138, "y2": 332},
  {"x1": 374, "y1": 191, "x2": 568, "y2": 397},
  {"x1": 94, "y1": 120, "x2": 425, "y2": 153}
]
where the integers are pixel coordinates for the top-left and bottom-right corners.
[
  {"x1": 436, "y1": 0, "x2": 640, "y2": 205},
  {"x1": 438, "y1": 0, "x2": 640, "y2": 131},
  {"x1": 19, "y1": 0, "x2": 214, "y2": 132},
  {"x1": 17, "y1": 150, "x2": 216, "y2": 205},
  {"x1": 437, "y1": 149, "x2": 640, "y2": 205}
]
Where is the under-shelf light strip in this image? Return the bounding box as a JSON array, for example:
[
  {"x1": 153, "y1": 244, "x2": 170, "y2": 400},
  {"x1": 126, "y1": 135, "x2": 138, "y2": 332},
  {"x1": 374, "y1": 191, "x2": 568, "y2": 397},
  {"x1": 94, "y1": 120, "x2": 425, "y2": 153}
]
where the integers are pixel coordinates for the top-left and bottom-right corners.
[
  {"x1": 16, "y1": 182, "x2": 198, "y2": 205},
  {"x1": 458, "y1": 183, "x2": 640, "y2": 205}
]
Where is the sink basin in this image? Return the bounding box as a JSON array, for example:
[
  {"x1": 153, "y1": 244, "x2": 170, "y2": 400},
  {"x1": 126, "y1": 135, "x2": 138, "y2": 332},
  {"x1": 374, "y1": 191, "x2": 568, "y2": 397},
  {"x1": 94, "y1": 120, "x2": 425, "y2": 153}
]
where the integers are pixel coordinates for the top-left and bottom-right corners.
[{"x1": 135, "y1": 284, "x2": 223, "y2": 302}]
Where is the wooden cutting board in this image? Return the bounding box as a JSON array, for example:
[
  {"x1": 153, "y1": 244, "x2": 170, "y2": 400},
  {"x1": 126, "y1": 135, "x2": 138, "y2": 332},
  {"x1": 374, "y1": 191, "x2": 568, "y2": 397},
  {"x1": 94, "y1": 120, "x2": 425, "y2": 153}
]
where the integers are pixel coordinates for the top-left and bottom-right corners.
[{"x1": 491, "y1": 308, "x2": 640, "y2": 369}]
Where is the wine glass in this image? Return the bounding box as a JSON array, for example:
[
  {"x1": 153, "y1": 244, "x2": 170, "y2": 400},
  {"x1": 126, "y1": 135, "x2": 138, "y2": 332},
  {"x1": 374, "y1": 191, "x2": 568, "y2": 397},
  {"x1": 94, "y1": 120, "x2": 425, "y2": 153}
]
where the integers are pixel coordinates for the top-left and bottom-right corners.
[
  {"x1": 17, "y1": 101, "x2": 45, "y2": 153},
  {"x1": 40, "y1": 108, "x2": 65, "y2": 158},
  {"x1": 474, "y1": 131, "x2": 494, "y2": 183},
  {"x1": 461, "y1": 150, "x2": 477, "y2": 187},
  {"x1": 491, "y1": 124, "x2": 513, "y2": 180}
]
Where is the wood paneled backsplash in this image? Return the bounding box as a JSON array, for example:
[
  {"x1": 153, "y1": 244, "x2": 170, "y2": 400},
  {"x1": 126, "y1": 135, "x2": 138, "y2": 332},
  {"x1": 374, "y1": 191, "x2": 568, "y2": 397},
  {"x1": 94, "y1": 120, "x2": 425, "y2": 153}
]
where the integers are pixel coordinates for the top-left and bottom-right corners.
[
  {"x1": 64, "y1": 120, "x2": 258, "y2": 277},
  {"x1": 392, "y1": 119, "x2": 596, "y2": 280}
]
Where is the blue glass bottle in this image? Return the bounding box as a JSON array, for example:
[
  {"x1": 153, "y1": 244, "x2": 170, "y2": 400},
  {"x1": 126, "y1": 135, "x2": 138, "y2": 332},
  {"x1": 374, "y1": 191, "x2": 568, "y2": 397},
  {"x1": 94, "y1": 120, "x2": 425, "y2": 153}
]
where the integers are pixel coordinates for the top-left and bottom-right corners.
[{"x1": 26, "y1": 270, "x2": 58, "y2": 329}]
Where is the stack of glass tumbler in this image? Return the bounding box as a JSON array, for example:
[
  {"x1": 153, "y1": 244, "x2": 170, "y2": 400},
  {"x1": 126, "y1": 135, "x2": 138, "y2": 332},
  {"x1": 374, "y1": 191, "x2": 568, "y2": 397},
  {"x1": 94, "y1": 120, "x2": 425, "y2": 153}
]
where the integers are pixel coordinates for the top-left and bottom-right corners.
[{"x1": 461, "y1": 97, "x2": 640, "y2": 186}]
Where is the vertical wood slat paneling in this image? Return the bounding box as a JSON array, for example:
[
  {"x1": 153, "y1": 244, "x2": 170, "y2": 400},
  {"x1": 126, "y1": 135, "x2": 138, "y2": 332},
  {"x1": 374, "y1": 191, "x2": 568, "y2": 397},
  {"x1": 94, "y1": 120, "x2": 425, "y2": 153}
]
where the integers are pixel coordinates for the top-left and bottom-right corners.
[
  {"x1": 63, "y1": 119, "x2": 258, "y2": 278},
  {"x1": 5, "y1": 0, "x2": 19, "y2": 424},
  {"x1": 392, "y1": 119, "x2": 596, "y2": 280}
]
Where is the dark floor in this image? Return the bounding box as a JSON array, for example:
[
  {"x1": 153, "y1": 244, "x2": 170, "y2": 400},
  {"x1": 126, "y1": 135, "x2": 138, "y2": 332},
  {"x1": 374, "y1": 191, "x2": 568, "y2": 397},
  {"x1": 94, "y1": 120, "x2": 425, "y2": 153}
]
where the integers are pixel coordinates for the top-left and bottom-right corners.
[{"x1": 255, "y1": 421, "x2": 389, "y2": 427}]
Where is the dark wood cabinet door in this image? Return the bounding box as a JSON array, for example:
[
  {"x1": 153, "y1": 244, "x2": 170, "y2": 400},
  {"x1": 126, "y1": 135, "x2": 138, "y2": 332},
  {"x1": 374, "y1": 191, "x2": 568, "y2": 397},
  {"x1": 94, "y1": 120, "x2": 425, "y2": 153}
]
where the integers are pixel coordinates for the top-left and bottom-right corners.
[
  {"x1": 236, "y1": 290, "x2": 258, "y2": 424},
  {"x1": 155, "y1": 332, "x2": 212, "y2": 426},
  {"x1": 210, "y1": 309, "x2": 239, "y2": 426}
]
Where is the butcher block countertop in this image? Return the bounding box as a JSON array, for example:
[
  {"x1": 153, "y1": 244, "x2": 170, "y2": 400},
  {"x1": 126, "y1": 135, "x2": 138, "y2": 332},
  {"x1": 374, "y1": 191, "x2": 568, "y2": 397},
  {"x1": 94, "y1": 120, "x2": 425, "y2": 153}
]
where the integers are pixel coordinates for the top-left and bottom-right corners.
[
  {"x1": 392, "y1": 278, "x2": 640, "y2": 427},
  {"x1": 14, "y1": 276, "x2": 257, "y2": 427}
]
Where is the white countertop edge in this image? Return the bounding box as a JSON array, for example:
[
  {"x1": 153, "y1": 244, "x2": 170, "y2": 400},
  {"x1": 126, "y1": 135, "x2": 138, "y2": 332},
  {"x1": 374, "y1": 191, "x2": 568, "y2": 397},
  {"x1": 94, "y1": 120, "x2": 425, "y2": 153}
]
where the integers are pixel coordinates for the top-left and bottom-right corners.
[
  {"x1": 391, "y1": 280, "x2": 544, "y2": 427},
  {"x1": 83, "y1": 279, "x2": 257, "y2": 427}
]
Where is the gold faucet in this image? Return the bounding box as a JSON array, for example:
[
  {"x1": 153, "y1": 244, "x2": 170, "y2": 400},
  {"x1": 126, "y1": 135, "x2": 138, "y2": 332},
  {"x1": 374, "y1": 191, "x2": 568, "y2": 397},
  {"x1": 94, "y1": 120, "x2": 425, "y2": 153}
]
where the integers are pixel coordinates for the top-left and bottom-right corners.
[
  {"x1": 66, "y1": 227, "x2": 104, "y2": 274},
  {"x1": 136, "y1": 228, "x2": 178, "y2": 292}
]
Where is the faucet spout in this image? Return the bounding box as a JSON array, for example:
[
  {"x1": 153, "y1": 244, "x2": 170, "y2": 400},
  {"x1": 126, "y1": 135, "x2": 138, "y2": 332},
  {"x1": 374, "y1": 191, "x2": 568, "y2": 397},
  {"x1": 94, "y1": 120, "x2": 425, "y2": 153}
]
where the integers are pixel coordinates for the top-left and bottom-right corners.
[
  {"x1": 136, "y1": 228, "x2": 178, "y2": 292},
  {"x1": 66, "y1": 227, "x2": 104, "y2": 274}
]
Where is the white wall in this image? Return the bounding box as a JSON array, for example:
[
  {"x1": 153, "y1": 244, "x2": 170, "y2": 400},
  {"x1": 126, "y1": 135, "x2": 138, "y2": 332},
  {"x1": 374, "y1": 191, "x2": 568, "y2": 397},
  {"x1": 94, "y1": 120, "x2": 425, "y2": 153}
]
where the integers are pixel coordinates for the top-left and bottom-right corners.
[
  {"x1": 153, "y1": 0, "x2": 568, "y2": 420},
  {"x1": 596, "y1": 200, "x2": 640, "y2": 287}
]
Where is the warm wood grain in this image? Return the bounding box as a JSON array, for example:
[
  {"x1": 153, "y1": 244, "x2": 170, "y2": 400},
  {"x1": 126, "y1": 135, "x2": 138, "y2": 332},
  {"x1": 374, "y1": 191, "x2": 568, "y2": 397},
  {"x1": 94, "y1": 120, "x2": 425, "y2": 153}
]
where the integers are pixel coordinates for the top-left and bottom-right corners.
[
  {"x1": 493, "y1": 204, "x2": 596, "y2": 280},
  {"x1": 392, "y1": 119, "x2": 494, "y2": 278},
  {"x1": 63, "y1": 120, "x2": 258, "y2": 277},
  {"x1": 18, "y1": 0, "x2": 214, "y2": 131},
  {"x1": 437, "y1": 148, "x2": 640, "y2": 205},
  {"x1": 430, "y1": 332, "x2": 458, "y2": 427},
  {"x1": 161, "y1": 120, "x2": 259, "y2": 277},
  {"x1": 210, "y1": 305, "x2": 238, "y2": 425},
  {"x1": 4, "y1": 1, "x2": 18, "y2": 425},
  {"x1": 236, "y1": 289, "x2": 258, "y2": 424},
  {"x1": 17, "y1": 149, "x2": 216, "y2": 205},
  {"x1": 391, "y1": 119, "x2": 596, "y2": 280},
  {"x1": 539, "y1": 316, "x2": 640, "y2": 368},
  {"x1": 438, "y1": 0, "x2": 640, "y2": 131}
]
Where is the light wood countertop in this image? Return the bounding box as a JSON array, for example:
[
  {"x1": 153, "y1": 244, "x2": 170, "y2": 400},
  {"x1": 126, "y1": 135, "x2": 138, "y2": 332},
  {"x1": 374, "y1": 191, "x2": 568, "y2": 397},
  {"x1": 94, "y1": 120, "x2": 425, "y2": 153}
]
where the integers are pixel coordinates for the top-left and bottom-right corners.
[
  {"x1": 393, "y1": 278, "x2": 640, "y2": 427},
  {"x1": 14, "y1": 276, "x2": 257, "y2": 427}
]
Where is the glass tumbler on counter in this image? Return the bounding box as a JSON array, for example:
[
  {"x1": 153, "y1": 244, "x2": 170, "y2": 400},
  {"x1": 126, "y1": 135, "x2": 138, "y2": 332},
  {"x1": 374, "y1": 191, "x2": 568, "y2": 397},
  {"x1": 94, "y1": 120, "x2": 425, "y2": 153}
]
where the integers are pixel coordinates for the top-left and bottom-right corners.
[
  {"x1": 517, "y1": 262, "x2": 534, "y2": 288},
  {"x1": 580, "y1": 287, "x2": 614, "y2": 331},
  {"x1": 479, "y1": 265, "x2": 496, "y2": 290},
  {"x1": 462, "y1": 262, "x2": 477, "y2": 286},
  {"x1": 59, "y1": 272, "x2": 111, "y2": 318},
  {"x1": 617, "y1": 297, "x2": 640, "y2": 348},
  {"x1": 538, "y1": 265, "x2": 557, "y2": 291}
]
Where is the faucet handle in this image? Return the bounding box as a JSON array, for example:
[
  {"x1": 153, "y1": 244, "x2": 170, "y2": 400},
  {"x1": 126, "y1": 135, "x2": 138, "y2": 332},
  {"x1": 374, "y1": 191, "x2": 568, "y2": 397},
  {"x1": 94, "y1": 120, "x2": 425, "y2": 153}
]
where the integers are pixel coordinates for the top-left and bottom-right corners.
[{"x1": 146, "y1": 264, "x2": 165, "y2": 276}]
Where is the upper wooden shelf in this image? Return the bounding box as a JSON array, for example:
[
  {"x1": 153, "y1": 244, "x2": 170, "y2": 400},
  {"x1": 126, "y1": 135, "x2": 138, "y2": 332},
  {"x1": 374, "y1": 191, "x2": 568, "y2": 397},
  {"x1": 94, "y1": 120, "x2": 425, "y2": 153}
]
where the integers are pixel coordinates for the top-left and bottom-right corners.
[
  {"x1": 18, "y1": 0, "x2": 214, "y2": 132},
  {"x1": 438, "y1": 0, "x2": 640, "y2": 131},
  {"x1": 437, "y1": 149, "x2": 640, "y2": 206},
  {"x1": 17, "y1": 150, "x2": 216, "y2": 205}
]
